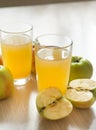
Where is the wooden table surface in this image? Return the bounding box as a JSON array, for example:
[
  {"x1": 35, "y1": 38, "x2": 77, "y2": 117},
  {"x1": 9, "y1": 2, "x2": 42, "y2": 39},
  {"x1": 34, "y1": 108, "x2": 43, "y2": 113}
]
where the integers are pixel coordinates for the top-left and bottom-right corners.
[{"x1": 0, "y1": 1, "x2": 96, "y2": 130}]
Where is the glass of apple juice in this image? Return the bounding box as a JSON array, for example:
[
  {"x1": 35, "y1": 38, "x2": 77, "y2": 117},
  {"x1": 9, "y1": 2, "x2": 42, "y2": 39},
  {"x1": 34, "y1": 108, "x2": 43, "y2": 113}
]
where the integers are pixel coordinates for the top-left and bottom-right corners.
[
  {"x1": 35, "y1": 34, "x2": 73, "y2": 94},
  {"x1": 0, "y1": 23, "x2": 33, "y2": 86}
]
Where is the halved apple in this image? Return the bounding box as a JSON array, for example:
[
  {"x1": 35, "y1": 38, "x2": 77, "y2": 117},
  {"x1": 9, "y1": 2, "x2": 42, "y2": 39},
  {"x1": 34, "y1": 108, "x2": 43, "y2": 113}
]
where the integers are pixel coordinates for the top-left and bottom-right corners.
[
  {"x1": 36, "y1": 87, "x2": 73, "y2": 120},
  {"x1": 65, "y1": 79, "x2": 96, "y2": 109}
]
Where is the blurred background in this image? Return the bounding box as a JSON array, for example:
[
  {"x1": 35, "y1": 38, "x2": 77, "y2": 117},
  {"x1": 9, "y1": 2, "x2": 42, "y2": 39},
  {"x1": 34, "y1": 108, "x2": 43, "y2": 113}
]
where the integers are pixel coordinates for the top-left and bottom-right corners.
[
  {"x1": 0, "y1": 0, "x2": 96, "y2": 80},
  {"x1": 0, "y1": 0, "x2": 91, "y2": 7}
]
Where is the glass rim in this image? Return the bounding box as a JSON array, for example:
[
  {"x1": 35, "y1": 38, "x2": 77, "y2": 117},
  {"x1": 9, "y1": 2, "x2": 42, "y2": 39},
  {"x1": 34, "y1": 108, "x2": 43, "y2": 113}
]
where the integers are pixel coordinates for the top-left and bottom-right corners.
[
  {"x1": 35, "y1": 34, "x2": 73, "y2": 48},
  {"x1": 0, "y1": 23, "x2": 33, "y2": 34}
]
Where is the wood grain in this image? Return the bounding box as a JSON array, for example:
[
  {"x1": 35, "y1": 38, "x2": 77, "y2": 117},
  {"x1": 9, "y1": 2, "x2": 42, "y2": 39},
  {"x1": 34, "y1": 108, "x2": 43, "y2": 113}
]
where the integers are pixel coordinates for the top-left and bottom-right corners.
[{"x1": 0, "y1": 74, "x2": 95, "y2": 130}]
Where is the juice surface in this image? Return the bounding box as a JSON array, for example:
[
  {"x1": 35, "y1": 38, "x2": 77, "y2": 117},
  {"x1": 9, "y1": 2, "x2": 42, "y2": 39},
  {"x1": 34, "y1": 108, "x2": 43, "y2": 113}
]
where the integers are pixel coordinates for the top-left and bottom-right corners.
[
  {"x1": 1, "y1": 35, "x2": 32, "y2": 79},
  {"x1": 35, "y1": 48, "x2": 71, "y2": 94}
]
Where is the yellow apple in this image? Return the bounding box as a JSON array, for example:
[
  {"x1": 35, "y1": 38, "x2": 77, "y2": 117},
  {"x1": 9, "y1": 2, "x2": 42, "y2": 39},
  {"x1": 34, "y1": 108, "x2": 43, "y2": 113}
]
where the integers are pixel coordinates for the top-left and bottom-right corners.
[{"x1": 0, "y1": 65, "x2": 14, "y2": 99}]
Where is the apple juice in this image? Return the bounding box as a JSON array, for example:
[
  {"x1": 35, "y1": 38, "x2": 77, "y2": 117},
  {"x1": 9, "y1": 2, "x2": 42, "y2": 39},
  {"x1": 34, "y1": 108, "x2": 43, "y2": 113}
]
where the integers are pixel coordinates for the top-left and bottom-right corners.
[
  {"x1": 1, "y1": 35, "x2": 32, "y2": 79},
  {"x1": 35, "y1": 47, "x2": 71, "y2": 94}
]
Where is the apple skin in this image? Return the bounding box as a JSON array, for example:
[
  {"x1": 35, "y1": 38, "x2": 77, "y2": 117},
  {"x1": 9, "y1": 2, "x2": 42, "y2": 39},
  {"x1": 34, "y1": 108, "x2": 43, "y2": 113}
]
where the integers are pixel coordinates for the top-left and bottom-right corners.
[
  {"x1": 0, "y1": 65, "x2": 14, "y2": 99},
  {"x1": 69, "y1": 56, "x2": 93, "y2": 81}
]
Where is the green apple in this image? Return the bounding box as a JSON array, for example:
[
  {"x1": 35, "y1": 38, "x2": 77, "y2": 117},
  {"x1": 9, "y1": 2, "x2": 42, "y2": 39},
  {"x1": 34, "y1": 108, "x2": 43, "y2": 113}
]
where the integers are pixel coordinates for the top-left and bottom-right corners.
[
  {"x1": 69, "y1": 56, "x2": 93, "y2": 81},
  {"x1": 0, "y1": 65, "x2": 14, "y2": 99},
  {"x1": 36, "y1": 87, "x2": 73, "y2": 120},
  {"x1": 65, "y1": 79, "x2": 96, "y2": 109}
]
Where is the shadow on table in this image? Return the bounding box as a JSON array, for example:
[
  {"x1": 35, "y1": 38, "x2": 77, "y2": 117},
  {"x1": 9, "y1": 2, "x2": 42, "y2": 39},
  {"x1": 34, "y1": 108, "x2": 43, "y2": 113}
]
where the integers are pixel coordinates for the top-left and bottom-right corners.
[
  {"x1": 69, "y1": 108, "x2": 95, "y2": 130},
  {"x1": 0, "y1": 76, "x2": 37, "y2": 123},
  {"x1": 38, "y1": 107, "x2": 95, "y2": 130}
]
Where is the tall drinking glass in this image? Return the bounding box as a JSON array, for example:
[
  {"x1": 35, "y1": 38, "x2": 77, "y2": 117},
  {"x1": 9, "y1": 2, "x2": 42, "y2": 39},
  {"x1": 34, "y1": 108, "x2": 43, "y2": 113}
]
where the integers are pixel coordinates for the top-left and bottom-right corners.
[
  {"x1": 35, "y1": 34, "x2": 73, "y2": 94},
  {"x1": 0, "y1": 23, "x2": 33, "y2": 86}
]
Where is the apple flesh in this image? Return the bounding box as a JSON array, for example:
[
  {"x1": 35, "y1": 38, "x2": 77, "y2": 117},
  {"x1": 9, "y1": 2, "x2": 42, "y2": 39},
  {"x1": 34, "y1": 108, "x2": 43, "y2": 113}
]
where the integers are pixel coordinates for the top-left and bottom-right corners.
[
  {"x1": 36, "y1": 87, "x2": 73, "y2": 120},
  {"x1": 65, "y1": 79, "x2": 96, "y2": 109},
  {"x1": 0, "y1": 65, "x2": 14, "y2": 99},
  {"x1": 43, "y1": 97, "x2": 73, "y2": 120},
  {"x1": 66, "y1": 88, "x2": 95, "y2": 109},
  {"x1": 69, "y1": 56, "x2": 93, "y2": 81}
]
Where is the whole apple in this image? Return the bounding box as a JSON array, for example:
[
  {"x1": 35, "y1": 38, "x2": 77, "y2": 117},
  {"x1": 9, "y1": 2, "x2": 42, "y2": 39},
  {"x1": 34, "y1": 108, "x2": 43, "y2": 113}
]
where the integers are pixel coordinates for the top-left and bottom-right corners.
[
  {"x1": 69, "y1": 56, "x2": 93, "y2": 81},
  {"x1": 0, "y1": 65, "x2": 14, "y2": 99}
]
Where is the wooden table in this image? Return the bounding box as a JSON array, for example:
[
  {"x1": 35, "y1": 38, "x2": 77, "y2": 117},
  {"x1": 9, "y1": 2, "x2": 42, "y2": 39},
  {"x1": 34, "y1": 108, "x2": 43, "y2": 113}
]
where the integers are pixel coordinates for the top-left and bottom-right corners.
[{"x1": 0, "y1": 1, "x2": 96, "y2": 130}]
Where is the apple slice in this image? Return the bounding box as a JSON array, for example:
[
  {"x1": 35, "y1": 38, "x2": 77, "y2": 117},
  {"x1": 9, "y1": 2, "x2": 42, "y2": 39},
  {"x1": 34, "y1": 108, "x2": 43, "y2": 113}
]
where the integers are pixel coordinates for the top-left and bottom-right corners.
[
  {"x1": 36, "y1": 87, "x2": 73, "y2": 120},
  {"x1": 65, "y1": 79, "x2": 96, "y2": 109}
]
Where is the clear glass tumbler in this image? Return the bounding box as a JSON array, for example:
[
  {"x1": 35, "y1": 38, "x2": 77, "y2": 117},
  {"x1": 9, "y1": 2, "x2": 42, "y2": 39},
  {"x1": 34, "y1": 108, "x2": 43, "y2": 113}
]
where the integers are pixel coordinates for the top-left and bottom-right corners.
[
  {"x1": 0, "y1": 23, "x2": 33, "y2": 86},
  {"x1": 35, "y1": 34, "x2": 73, "y2": 94}
]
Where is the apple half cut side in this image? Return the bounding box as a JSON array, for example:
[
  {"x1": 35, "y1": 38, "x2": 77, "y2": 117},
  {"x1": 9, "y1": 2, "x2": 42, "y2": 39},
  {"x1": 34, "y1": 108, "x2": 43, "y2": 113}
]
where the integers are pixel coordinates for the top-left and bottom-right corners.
[
  {"x1": 36, "y1": 87, "x2": 73, "y2": 120},
  {"x1": 69, "y1": 79, "x2": 96, "y2": 91},
  {"x1": 65, "y1": 88, "x2": 95, "y2": 109},
  {"x1": 65, "y1": 79, "x2": 96, "y2": 109}
]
